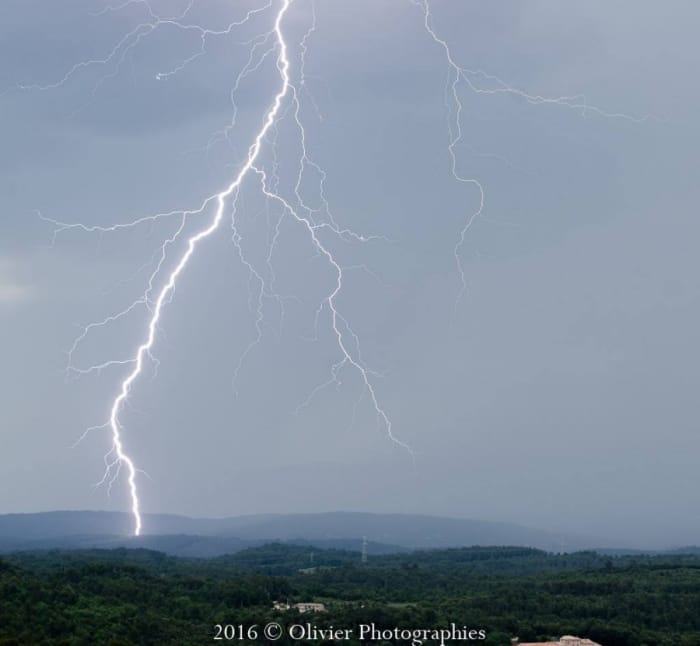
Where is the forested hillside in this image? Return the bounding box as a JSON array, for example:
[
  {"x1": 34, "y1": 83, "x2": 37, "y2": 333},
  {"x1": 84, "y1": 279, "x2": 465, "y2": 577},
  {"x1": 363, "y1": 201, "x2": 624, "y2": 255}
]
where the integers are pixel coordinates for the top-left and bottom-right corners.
[{"x1": 2, "y1": 545, "x2": 700, "y2": 645}]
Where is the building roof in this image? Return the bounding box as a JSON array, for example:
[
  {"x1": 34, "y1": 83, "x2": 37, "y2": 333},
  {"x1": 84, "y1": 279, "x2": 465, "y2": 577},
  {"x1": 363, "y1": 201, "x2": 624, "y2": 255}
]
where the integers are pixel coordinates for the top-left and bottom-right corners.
[{"x1": 519, "y1": 639, "x2": 601, "y2": 646}]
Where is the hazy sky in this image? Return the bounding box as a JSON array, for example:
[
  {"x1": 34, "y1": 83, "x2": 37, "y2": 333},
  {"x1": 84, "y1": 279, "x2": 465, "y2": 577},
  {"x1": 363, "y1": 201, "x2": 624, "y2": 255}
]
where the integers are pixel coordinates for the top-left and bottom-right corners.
[{"x1": 1, "y1": 0, "x2": 699, "y2": 548}]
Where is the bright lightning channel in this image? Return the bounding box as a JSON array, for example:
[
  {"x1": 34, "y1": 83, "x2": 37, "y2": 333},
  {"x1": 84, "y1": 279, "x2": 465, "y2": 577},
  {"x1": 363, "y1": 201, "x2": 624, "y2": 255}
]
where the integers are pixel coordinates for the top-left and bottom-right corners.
[
  {"x1": 108, "y1": 0, "x2": 298, "y2": 536},
  {"x1": 41, "y1": 0, "x2": 296, "y2": 537}
]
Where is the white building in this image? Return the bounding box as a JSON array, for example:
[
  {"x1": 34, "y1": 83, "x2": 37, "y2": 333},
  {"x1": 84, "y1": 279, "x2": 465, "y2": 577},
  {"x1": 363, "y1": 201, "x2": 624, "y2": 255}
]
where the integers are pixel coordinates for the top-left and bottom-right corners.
[
  {"x1": 294, "y1": 602, "x2": 326, "y2": 613},
  {"x1": 518, "y1": 636, "x2": 602, "y2": 646},
  {"x1": 272, "y1": 601, "x2": 327, "y2": 613}
]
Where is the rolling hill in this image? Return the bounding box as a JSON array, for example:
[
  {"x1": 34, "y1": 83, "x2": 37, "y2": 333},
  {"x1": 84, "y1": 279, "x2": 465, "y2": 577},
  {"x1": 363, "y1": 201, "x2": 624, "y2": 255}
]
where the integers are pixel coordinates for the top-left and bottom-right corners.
[{"x1": 0, "y1": 510, "x2": 606, "y2": 556}]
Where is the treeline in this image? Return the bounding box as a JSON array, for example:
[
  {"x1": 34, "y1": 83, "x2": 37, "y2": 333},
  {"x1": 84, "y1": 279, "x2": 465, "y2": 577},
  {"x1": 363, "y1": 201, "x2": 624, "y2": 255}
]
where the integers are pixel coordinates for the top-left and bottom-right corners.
[{"x1": 2, "y1": 545, "x2": 700, "y2": 645}]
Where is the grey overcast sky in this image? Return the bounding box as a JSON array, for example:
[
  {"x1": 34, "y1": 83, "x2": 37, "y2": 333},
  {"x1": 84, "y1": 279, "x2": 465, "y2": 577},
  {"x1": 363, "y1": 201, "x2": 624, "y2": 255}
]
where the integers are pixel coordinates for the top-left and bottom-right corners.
[{"x1": 1, "y1": 0, "x2": 699, "y2": 548}]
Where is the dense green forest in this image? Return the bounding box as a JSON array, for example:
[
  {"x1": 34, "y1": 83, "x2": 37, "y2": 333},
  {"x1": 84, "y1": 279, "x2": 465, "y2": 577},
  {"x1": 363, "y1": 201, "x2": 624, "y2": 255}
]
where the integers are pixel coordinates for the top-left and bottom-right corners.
[{"x1": 2, "y1": 544, "x2": 700, "y2": 645}]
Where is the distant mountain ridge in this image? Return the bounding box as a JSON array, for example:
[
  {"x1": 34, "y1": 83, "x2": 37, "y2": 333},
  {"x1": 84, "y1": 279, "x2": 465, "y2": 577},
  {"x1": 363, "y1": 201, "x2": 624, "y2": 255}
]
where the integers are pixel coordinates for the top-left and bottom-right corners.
[
  {"x1": 0, "y1": 533, "x2": 408, "y2": 559},
  {"x1": 0, "y1": 510, "x2": 607, "y2": 557}
]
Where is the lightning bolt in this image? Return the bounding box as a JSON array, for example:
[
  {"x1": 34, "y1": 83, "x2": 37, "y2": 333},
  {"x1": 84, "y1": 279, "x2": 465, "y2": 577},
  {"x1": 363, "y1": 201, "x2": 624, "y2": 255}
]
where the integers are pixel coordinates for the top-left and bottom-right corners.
[
  {"x1": 411, "y1": 0, "x2": 651, "y2": 309},
  {"x1": 39, "y1": 0, "x2": 298, "y2": 536},
  {"x1": 15, "y1": 0, "x2": 649, "y2": 536},
  {"x1": 110, "y1": 0, "x2": 298, "y2": 536}
]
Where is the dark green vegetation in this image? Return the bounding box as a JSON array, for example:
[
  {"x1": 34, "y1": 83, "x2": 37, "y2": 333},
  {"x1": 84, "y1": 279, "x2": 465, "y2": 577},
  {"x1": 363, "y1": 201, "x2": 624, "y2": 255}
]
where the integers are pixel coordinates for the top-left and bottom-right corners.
[{"x1": 2, "y1": 544, "x2": 700, "y2": 645}]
